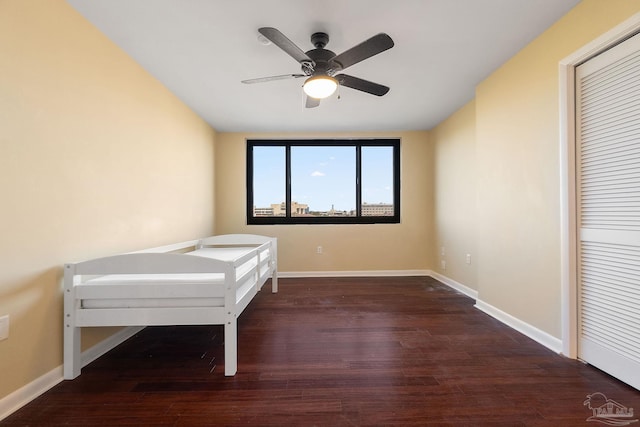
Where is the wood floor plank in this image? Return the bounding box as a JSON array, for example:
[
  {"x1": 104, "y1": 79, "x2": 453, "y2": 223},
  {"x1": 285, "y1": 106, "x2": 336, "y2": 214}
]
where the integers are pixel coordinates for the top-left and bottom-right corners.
[{"x1": 2, "y1": 277, "x2": 639, "y2": 426}]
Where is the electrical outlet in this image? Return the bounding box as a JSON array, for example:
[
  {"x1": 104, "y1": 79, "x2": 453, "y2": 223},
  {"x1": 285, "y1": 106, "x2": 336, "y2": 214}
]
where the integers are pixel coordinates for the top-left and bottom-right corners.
[
  {"x1": 440, "y1": 246, "x2": 445, "y2": 256},
  {"x1": 441, "y1": 260, "x2": 446, "y2": 270},
  {"x1": 466, "y1": 254, "x2": 472, "y2": 265},
  {"x1": 316, "y1": 246, "x2": 323, "y2": 254},
  {"x1": 0, "y1": 315, "x2": 9, "y2": 341}
]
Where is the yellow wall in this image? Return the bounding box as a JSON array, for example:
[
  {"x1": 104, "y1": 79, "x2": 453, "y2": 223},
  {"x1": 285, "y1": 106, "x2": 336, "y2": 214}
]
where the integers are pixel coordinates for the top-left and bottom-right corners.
[
  {"x1": 432, "y1": 100, "x2": 477, "y2": 289},
  {"x1": 433, "y1": 0, "x2": 640, "y2": 338},
  {"x1": 0, "y1": 1, "x2": 216, "y2": 400},
  {"x1": 215, "y1": 131, "x2": 434, "y2": 273}
]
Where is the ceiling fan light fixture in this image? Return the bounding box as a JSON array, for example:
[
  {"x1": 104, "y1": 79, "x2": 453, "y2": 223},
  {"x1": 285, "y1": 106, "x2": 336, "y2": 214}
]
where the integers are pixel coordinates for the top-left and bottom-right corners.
[{"x1": 303, "y1": 75, "x2": 338, "y2": 99}]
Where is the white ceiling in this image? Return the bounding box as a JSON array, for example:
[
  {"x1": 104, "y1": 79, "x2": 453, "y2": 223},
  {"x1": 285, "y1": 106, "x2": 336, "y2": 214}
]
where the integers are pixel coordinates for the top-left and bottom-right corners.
[{"x1": 67, "y1": 0, "x2": 580, "y2": 133}]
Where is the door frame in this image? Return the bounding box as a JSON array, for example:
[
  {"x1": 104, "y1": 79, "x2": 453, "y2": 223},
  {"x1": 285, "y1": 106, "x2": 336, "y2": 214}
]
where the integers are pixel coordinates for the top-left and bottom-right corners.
[{"x1": 559, "y1": 12, "x2": 640, "y2": 359}]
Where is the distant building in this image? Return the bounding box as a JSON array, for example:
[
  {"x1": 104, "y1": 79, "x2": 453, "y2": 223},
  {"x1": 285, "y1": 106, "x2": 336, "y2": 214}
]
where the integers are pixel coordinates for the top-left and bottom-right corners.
[
  {"x1": 362, "y1": 203, "x2": 394, "y2": 216},
  {"x1": 290, "y1": 202, "x2": 309, "y2": 216},
  {"x1": 254, "y1": 202, "x2": 309, "y2": 216},
  {"x1": 255, "y1": 202, "x2": 392, "y2": 217},
  {"x1": 253, "y1": 206, "x2": 274, "y2": 216},
  {"x1": 327, "y1": 204, "x2": 350, "y2": 216}
]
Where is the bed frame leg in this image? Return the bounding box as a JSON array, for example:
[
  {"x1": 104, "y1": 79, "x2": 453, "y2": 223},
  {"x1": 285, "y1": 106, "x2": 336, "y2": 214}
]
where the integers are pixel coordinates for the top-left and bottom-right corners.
[
  {"x1": 224, "y1": 320, "x2": 237, "y2": 376},
  {"x1": 63, "y1": 264, "x2": 81, "y2": 380},
  {"x1": 271, "y1": 270, "x2": 278, "y2": 293},
  {"x1": 63, "y1": 326, "x2": 81, "y2": 379},
  {"x1": 270, "y1": 239, "x2": 278, "y2": 293}
]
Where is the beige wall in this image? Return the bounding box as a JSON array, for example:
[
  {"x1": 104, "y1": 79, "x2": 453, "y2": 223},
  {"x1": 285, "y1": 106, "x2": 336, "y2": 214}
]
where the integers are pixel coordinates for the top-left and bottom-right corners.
[
  {"x1": 5, "y1": 0, "x2": 640, "y2": 413},
  {"x1": 432, "y1": 100, "x2": 477, "y2": 290},
  {"x1": 215, "y1": 131, "x2": 434, "y2": 273},
  {"x1": 473, "y1": 0, "x2": 640, "y2": 338},
  {"x1": 0, "y1": 1, "x2": 216, "y2": 400}
]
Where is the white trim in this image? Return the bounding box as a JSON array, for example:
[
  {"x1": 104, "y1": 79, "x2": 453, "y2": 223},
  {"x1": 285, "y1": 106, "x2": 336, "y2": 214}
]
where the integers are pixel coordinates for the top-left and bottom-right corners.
[
  {"x1": 0, "y1": 326, "x2": 143, "y2": 422},
  {"x1": 0, "y1": 366, "x2": 62, "y2": 422},
  {"x1": 559, "y1": 56, "x2": 578, "y2": 359},
  {"x1": 559, "y1": 12, "x2": 640, "y2": 359},
  {"x1": 428, "y1": 271, "x2": 478, "y2": 300},
  {"x1": 475, "y1": 299, "x2": 563, "y2": 354},
  {"x1": 278, "y1": 270, "x2": 430, "y2": 278}
]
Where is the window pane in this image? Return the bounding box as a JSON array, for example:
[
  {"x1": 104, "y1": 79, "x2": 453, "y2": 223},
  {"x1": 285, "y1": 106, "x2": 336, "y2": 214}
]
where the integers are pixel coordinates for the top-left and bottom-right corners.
[
  {"x1": 252, "y1": 146, "x2": 285, "y2": 217},
  {"x1": 246, "y1": 139, "x2": 399, "y2": 225},
  {"x1": 361, "y1": 146, "x2": 394, "y2": 216},
  {"x1": 291, "y1": 146, "x2": 356, "y2": 216}
]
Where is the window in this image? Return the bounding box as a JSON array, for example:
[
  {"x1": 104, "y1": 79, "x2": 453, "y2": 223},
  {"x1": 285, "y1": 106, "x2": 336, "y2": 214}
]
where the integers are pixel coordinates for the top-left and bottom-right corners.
[{"x1": 247, "y1": 139, "x2": 400, "y2": 224}]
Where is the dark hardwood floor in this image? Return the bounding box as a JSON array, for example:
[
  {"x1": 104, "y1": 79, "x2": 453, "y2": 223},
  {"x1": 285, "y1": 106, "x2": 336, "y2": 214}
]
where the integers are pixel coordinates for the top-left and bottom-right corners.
[{"x1": 3, "y1": 277, "x2": 639, "y2": 426}]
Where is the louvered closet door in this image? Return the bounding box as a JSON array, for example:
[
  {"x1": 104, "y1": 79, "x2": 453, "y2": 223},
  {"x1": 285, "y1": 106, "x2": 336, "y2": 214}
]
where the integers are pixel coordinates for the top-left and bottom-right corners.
[{"x1": 576, "y1": 31, "x2": 640, "y2": 391}]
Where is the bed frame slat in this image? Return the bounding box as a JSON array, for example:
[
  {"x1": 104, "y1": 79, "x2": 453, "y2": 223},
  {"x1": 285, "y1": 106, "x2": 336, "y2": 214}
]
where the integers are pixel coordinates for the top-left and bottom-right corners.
[{"x1": 76, "y1": 306, "x2": 227, "y2": 327}]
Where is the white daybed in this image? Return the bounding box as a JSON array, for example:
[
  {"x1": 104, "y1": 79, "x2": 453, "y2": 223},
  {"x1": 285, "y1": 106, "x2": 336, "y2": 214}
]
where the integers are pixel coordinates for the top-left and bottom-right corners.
[{"x1": 63, "y1": 234, "x2": 277, "y2": 379}]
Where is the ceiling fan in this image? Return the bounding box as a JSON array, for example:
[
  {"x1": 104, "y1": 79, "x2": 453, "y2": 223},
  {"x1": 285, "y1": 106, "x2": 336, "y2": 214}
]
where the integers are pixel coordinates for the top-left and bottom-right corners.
[{"x1": 241, "y1": 27, "x2": 394, "y2": 108}]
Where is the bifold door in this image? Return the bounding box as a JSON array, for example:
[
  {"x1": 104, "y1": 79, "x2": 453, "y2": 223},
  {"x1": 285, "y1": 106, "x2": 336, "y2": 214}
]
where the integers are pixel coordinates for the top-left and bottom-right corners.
[
  {"x1": 576, "y1": 30, "x2": 640, "y2": 389},
  {"x1": 576, "y1": 31, "x2": 640, "y2": 390}
]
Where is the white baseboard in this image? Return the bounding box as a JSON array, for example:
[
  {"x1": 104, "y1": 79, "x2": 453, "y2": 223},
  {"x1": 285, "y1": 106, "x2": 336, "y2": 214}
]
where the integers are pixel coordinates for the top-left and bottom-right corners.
[
  {"x1": 279, "y1": 270, "x2": 430, "y2": 278},
  {"x1": 0, "y1": 365, "x2": 63, "y2": 423},
  {"x1": 428, "y1": 272, "x2": 562, "y2": 354},
  {"x1": 428, "y1": 271, "x2": 478, "y2": 299},
  {"x1": 0, "y1": 326, "x2": 144, "y2": 422},
  {"x1": 475, "y1": 299, "x2": 563, "y2": 354}
]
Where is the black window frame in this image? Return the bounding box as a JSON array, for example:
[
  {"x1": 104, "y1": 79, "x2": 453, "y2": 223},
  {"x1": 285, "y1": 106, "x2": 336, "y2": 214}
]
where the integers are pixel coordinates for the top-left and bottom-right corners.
[{"x1": 246, "y1": 138, "x2": 400, "y2": 225}]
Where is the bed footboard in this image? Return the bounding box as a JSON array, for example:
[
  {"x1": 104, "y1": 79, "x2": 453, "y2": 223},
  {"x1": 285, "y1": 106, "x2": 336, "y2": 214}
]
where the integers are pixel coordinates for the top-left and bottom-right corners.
[{"x1": 196, "y1": 234, "x2": 278, "y2": 293}]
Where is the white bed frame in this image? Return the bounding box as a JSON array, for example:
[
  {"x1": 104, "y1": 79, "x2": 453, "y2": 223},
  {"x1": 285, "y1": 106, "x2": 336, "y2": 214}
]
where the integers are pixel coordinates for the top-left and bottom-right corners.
[{"x1": 63, "y1": 234, "x2": 277, "y2": 379}]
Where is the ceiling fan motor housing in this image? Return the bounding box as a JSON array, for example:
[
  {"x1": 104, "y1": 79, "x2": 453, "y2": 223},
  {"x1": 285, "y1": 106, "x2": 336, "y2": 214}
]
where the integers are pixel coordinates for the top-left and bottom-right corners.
[
  {"x1": 304, "y1": 48, "x2": 338, "y2": 76},
  {"x1": 300, "y1": 32, "x2": 340, "y2": 76}
]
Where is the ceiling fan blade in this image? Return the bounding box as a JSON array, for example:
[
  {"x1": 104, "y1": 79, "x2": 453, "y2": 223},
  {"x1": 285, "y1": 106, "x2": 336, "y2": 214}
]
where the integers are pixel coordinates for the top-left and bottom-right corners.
[
  {"x1": 259, "y1": 27, "x2": 315, "y2": 67},
  {"x1": 305, "y1": 96, "x2": 320, "y2": 108},
  {"x1": 332, "y1": 33, "x2": 394, "y2": 71},
  {"x1": 241, "y1": 74, "x2": 305, "y2": 84},
  {"x1": 336, "y1": 74, "x2": 390, "y2": 96}
]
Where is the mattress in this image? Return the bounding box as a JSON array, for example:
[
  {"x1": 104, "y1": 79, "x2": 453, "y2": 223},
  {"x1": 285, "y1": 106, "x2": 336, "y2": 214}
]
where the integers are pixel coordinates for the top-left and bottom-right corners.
[{"x1": 79, "y1": 246, "x2": 266, "y2": 309}]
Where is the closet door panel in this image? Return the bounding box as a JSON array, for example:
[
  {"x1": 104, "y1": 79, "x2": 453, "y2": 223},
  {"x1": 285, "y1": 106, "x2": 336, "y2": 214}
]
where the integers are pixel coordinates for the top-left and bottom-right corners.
[{"x1": 576, "y1": 31, "x2": 640, "y2": 391}]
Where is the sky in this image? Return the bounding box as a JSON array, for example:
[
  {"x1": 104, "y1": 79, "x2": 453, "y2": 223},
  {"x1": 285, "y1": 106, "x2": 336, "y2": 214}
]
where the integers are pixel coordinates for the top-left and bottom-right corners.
[{"x1": 252, "y1": 145, "x2": 393, "y2": 211}]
